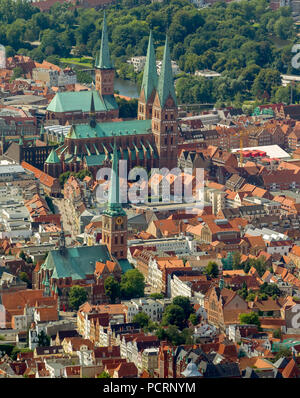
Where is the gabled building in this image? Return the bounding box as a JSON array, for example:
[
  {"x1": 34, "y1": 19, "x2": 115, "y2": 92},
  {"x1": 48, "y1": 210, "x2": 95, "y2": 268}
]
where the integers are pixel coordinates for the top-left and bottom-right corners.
[{"x1": 204, "y1": 285, "x2": 249, "y2": 331}]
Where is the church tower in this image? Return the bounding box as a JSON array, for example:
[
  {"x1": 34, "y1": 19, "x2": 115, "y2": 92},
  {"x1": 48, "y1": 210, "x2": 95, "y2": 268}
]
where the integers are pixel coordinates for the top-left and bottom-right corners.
[
  {"x1": 138, "y1": 31, "x2": 158, "y2": 120},
  {"x1": 151, "y1": 36, "x2": 178, "y2": 170},
  {"x1": 101, "y1": 139, "x2": 127, "y2": 260},
  {"x1": 95, "y1": 12, "x2": 115, "y2": 97},
  {"x1": 44, "y1": 148, "x2": 62, "y2": 178}
]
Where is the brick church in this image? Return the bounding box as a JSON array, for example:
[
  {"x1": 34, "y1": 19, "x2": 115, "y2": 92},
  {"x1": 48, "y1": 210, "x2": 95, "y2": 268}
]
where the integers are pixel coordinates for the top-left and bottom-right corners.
[
  {"x1": 36, "y1": 140, "x2": 131, "y2": 308},
  {"x1": 43, "y1": 15, "x2": 179, "y2": 178}
]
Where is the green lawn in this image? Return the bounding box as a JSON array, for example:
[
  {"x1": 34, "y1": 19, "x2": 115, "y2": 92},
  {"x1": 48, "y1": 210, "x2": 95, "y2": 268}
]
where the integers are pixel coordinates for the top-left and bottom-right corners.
[{"x1": 60, "y1": 57, "x2": 93, "y2": 68}]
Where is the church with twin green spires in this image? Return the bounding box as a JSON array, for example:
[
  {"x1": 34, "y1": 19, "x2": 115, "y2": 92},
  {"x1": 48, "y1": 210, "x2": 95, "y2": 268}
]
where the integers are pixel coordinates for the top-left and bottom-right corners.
[{"x1": 43, "y1": 13, "x2": 179, "y2": 178}]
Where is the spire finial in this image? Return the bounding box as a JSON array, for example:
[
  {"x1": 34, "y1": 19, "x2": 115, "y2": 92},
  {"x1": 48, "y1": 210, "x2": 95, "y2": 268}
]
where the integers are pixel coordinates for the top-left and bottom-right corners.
[
  {"x1": 95, "y1": 11, "x2": 113, "y2": 69},
  {"x1": 89, "y1": 92, "x2": 96, "y2": 128},
  {"x1": 140, "y1": 30, "x2": 158, "y2": 103},
  {"x1": 156, "y1": 35, "x2": 177, "y2": 108}
]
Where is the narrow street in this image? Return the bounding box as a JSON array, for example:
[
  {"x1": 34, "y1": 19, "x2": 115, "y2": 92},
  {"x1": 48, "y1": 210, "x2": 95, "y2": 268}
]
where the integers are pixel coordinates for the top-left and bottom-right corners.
[{"x1": 52, "y1": 198, "x2": 78, "y2": 240}]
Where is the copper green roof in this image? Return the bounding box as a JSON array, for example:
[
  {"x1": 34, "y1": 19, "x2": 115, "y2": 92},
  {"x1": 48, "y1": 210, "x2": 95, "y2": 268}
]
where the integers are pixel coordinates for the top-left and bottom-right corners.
[
  {"x1": 45, "y1": 148, "x2": 60, "y2": 164},
  {"x1": 157, "y1": 36, "x2": 177, "y2": 108},
  {"x1": 41, "y1": 245, "x2": 113, "y2": 280},
  {"x1": 118, "y1": 259, "x2": 133, "y2": 273},
  {"x1": 69, "y1": 118, "x2": 151, "y2": 139},
  {"x1": 140, "y1": 31, "x2": 158, "y2": 103},
  {"x1": 47, "y1": 90, "x2": 118, "y2": 113},
  {"x1": 95, "y1": 12, "x2": 113, "y2": 70},
  {"x1": 85, "y1": 153, "x2": 107, "y2": 166}
]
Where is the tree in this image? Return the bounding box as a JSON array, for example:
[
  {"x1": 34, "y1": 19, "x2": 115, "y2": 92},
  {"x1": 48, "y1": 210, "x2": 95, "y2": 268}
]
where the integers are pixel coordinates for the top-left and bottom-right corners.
[
  {"x1": 252, "y1": 68, "x2": 281, "y2": 98},
  {"x1": 76, "y1": 70, "x2": 93, "y2": 84},
  {"x1": 246, "y1": 292, "x2": 256, "y2": 302},
  {"x1": 11, "y1": 66, "x2": 23, "y2": 81},
  {"x1": 97, "y1": 371, "x2": 110, "y2": 378},
  {"x1": 37, "y1": 331, "x2": 50, "y2": 347},
  {"x1": 259, "y1": 282, "x2": 281, "y2": 298},
  {"x1": 205, "y1": 261, "x2": 219, "y2": 278},
  {"x1": 156, "y1": 325, "x2": 193, "y2": 346},
  {"x1": 120, "y1": 269, "x2": 145, "y2": 300},
  {"x1": 273, "y1": 329, "x2": 282, "y2": 339},
  {"x1": 172, "y1": 296, "x2": 194, "y2": 319},
  {"x1": 59, "y1": 171, "x2": 71, "y2": 187},
  {"x1": 232, "y1": 252, "x2": 242, "y2": 270},
  {"x1": 11, "y1": 347, "x2": 32, "y2": 360},
  {"x1": 239, "y1": 311, "x2": 261, "y2": 328},
  {"x1": 115, "y1": 97, "x2": 138, "y2": 118},
  {"x1": 68, "y1": 285, "x2": 88, "y2": 311},
  {"x1": 45, "y1": 195, "x2": 55, "y2": 213},
  {"x1": 189, "y1": 313, "x2": 199, "y2": 326},
  {"x1": 19, "y1": 251, "x2": 26, "y2": 261},
  {"x1": 274, "y1": 347, "x2": 292, "y2": 361},
  {"x1": 149, "y1": 293, "x2": 164, "y2": 299},
  {"x1": 237, "y1": 281, "x2": 248, "y2": 300},
  {"x1": 19, "y1": 271, "x2": 31, "y2": 288},
  {"x1": 104, "y1": 276, "x2": 120, "y2": 304},
  {"x1": 161, "y1": 304, "x2": 186, "y2": 330},
  {"x1": 132, "y1": 311, "x2": 150, "y2": 329}
]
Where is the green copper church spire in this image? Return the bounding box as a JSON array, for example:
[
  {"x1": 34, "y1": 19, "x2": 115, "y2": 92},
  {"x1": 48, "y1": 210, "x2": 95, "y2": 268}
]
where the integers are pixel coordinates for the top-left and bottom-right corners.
[
  {"x1": 104, "y1": 137, "x2": 125, "y2": 217},
  {"x1": 157, "y1": 35, "x2": 177, "y2": 108},
  {"x1": 140, "y1": 31, "x2": 158, "y2": 103},
  {"x1": 96, "y1": 12, "x2": 113, "y2": 69},
  {"x1": 45, "y1": 148, "x2": 60, "y2": 164}
]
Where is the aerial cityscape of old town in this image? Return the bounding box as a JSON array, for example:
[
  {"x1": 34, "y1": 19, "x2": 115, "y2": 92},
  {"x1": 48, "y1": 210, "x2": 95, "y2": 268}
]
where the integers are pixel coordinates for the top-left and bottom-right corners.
[{"x1": 1, "y1": 0, "x2": 300, "y2": 384}]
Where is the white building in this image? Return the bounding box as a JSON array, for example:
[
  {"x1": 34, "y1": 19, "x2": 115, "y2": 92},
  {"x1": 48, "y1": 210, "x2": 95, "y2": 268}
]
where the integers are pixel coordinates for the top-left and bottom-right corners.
[
  {"x1": 44, "y1": 361, "x2": 65, "y2": 378},
  {"x1": 195, "y1": 69, "x2": 221, "y2": 78},
  {"x1": 127, "y1": 56, "x2": 147, "y2": 73},
  {"x1": 128, "y1": 235, "x2": 197, "y2": 261},
  {"x1": 32, "y1": 67, "x2": 77, "y2": 87},
  {"x1": 281, "y1": 74, "x2": 300, "y2": 87},
  {"x1": 123, "y1": 298, "x2": 165, "y2": 323},
  {"x1": 170, "y1": 274, "x2": 192, "y2": 298},
  {"x1": 147, "y1": 257, "x2": 163, "y2": 293},
  {"x1": 244, "y1": 226, "x2": 292, "y2": 256},
  {"x1": 0, "y1": 195, "x2": 31, "y2": 239},
  {"x1": 156, "y1": 60, "x2": 181, "y2": 76}
]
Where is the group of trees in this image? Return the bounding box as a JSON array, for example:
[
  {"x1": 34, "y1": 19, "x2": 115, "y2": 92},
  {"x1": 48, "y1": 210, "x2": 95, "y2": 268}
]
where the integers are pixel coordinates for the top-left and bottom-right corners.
[
  {"x1": 237, "y1": 281, "x2": 281, "y2": 302},
  {"x1": 104, "y1": 268, "x2": 145, "y2": 304},
  {"x1": 114, "y1": 295, "x2": 199, "y2": 346},
  {"x1": 155, "y1": 296, "x2": 199, "y2": 346},
  {"x1": 59, "y1": 169, "x2": 92, "y2": 188},
  {"x1": 1, "y1": 0, "x2": 298, "y2": 107},
  {"x1": 230, "y1": 252, "x2": 270, "y2": 277},
  {"x1": 115, "y1": 96, "x2": 138, "y2": 118}
]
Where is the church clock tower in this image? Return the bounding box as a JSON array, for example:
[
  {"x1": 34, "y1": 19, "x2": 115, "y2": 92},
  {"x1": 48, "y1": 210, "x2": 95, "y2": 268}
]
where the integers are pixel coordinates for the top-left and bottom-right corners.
[{"x1": 101, "y1": 139, "x2": 127, "y2": 260}]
